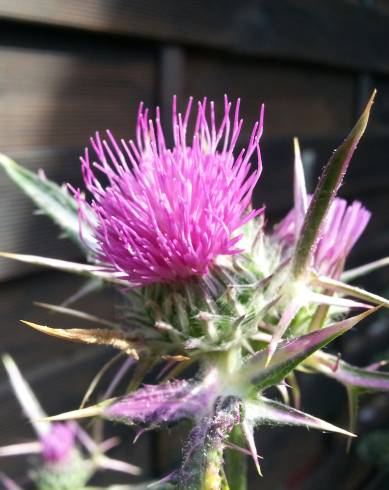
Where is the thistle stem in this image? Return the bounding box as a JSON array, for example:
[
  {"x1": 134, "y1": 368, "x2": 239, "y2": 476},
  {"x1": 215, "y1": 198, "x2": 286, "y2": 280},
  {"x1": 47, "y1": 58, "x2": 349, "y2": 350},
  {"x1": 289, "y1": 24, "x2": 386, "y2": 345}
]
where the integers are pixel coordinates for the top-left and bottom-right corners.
[{"x1": 225, "y1": 425, "x2": 247, "y2": 490}]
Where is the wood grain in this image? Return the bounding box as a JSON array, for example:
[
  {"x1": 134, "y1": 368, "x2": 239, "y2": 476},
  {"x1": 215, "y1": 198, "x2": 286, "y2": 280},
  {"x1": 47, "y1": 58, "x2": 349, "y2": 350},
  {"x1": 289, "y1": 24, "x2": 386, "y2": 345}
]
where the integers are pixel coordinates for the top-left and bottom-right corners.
[
  {"x1": 185, "y1": 54, "x2": 355, "y2": 139},
  {"x1": 0, "y1": 1, "x2": 389, "y2": 72},
  {"x1": 0, "y1": 43, "x2": 155, "y2": 280}
]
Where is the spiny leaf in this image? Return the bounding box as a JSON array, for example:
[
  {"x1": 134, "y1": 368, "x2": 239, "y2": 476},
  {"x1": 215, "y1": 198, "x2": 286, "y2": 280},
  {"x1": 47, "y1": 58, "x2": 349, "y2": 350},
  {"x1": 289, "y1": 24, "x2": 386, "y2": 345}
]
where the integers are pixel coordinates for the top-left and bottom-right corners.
[
  {"x1": 311, "y1": 273, "x2": 389, "y2": 308},
  {"x1": 0, "y1": 153, "x2": 94, "y2": 249},
  {"x1": 246, "y1": 397, "x2": 355, "y2": 437},
  {"x1": 80, "y1": 353, "x2": 125, "y2": 409},
  {"x1": 43, "y1": 402, "x2": 109, "y2": 422},
  {"x1": 267, "y1": 290, "x2": 370, "y2": 366},
  {"x1": 34, "y1": 302, "x2": 118, "y2": 328},
  {"x1": 292, "y1": 91, "x2": 376, "y2": 279},
  {"x1": 342, "y1": 256, "x2": 389, "y2": 282},
  {"x1": 61, "y1": 277, "x2": 104, "y2": 307},
  {"x1": 1, "y1": 354, "x2": 50, "y2": 437},
  {"x1": 310, "y1": 351, "x2": 389, "y2": 391},
  {"x1": 0, "y1": 252, "x2": 128, "y2": 286},
  {"x1": 46, "y1": 379, "x2": 200, "y2": 427},
  {"x1": 267, "y1": 296, "x2": 302, "y2": 366},
  {"x1": 0, "y1": 442, "x2": 42, "y2": 458},
  {"x1": 308, "y1": 291, "x2": 372, "y2": 309},
  {"x1": 239, "y1": 307, "x2": 379, "y2": 391},
  {"x1": 293, "y1": 137, "x2": 308, "y2": 239},
  {"x1": 94, "y1": 454, "x2": 141, "y2": 476},
  {"x1": 21, "y1": 321, "x2": 140, "y2": 358},
  {"x1": 241, "y1": 421, "x2": 262, "y2": 476},
  {"x1": 0, "y1": 472, "x2": 23, "y2": 490}
]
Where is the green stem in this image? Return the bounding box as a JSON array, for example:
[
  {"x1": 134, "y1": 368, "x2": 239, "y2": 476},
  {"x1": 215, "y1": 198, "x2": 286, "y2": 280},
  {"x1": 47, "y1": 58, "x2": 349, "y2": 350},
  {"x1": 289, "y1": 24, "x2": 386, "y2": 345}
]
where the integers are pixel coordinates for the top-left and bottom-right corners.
[{"x1": 224, "y1": 425, "x2": 247, "y2": 490}]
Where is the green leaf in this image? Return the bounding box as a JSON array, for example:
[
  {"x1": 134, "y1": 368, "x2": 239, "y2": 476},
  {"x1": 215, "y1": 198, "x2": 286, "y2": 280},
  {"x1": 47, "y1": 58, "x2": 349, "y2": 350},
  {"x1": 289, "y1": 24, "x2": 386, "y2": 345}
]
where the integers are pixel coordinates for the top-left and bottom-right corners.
[
  {"x1": 0, "y1": 153, "x2": 95, "y2": 249},
  {"x1": 239, "y1": 307, "x2": 378, "y2": 391},
  {"x1": 291, "y1": 91, "x2": 376, "y2": 279}
]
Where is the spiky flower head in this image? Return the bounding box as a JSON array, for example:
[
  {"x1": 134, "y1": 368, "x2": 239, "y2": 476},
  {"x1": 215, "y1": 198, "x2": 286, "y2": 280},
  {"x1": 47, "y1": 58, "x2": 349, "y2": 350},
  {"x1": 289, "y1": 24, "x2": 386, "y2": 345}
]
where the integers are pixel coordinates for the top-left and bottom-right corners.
[{"x1": 76, "y1": 97, "x2": 264, "y2": 285}]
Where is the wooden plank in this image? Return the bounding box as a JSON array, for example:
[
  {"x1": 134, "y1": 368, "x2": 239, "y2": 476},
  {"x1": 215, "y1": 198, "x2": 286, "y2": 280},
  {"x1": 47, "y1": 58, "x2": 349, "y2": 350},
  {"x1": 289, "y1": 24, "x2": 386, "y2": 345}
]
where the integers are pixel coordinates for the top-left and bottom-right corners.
[
  {"x1": 0, "y1": 43, "x2": 155, "y2": 280},
  {"x1": 0, "y1": 1, "x2": 389, "y2": 73},
  {"x1": 0, "y1": 45, "x2": 155, "y2": 152},
  {"x1": 376, "y1": 0, "x2": 389, "y2": 14},
  {"x1": 159, "y1": 46, "x2": 185, "y2": 135},
  {"x1": 371, "y1": 77, "x2": 389, "y2": 129},
  {"x1": 185, "y1": 56, "x2": 355, "y2": 140}
]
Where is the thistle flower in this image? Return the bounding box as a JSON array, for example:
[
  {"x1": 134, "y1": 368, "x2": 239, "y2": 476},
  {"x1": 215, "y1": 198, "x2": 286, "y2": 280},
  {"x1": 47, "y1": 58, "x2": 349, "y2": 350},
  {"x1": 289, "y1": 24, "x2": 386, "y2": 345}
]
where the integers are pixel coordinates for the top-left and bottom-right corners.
[
  {"x1": 40, "y1": 423, "x2": 75, "y2": 465},
  {"x1": 2, "y1": 91, "x2": 389, "y2": 490},
  {"x1": 75, "y1": 97, "x2": 264, "y2": 285},
  {"x1": 275, "y1": 196, "x2": 371, "y2": 278}
]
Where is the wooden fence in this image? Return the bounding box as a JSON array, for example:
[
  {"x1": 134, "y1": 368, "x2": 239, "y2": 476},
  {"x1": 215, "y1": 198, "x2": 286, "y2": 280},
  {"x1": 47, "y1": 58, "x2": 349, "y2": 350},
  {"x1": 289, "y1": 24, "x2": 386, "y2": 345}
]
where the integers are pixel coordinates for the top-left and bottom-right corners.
[{"x1": 0, "y1": 1, "x2": 388, "y2": 488}]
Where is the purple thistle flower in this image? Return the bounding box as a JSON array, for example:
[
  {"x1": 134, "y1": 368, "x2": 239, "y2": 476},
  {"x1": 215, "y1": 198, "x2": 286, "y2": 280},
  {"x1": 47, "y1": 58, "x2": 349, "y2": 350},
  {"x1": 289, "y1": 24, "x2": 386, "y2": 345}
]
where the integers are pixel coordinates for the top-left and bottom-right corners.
[
  {"x1": 74, "y1": 97, "x2": 264, "y2": 285},
  {"x1": 40, "y1": 423, "x2": 76, "y2": 465},
  {"x1": 275, "y1": 196, "x2": 371, "y2": 278}
]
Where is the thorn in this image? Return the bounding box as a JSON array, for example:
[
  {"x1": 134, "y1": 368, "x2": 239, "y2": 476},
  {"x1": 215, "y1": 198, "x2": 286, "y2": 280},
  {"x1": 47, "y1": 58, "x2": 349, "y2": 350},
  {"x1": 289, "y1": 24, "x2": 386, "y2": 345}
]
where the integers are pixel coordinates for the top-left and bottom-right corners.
[
  {"x1": 242, "y1": 421, "x2": 263, "y2": 476},
  {"x1": 133, "y1": 428, "x2": 147, "y2": 444},
  {"x1": 332, "y1": 353, "x2": 341, "y2": 372},
  {"x1": 265, "y1": 342, "x2": 276, "y2": 367}
]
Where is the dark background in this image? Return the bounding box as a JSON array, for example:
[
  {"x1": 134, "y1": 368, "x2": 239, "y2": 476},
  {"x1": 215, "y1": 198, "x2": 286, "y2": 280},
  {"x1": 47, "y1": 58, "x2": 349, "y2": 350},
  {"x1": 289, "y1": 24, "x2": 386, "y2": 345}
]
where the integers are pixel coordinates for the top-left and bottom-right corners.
[{"x1": 0, "y1": 1, "x2": 389, "y2": 488}]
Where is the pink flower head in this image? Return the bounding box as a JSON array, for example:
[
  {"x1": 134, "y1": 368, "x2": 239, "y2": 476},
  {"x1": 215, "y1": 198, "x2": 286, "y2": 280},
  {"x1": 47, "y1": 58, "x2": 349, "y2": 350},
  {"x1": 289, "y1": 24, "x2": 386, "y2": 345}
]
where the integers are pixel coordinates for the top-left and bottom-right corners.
[
  {"x1": 275, "y1": 197, "x2": 371, "y2": 278},
  {"x1": 41, "y1": 423, "x2": 75, "y2": 465},
  {"x1": 75, "y1": 97, "x2": 264, "y2": 285}
]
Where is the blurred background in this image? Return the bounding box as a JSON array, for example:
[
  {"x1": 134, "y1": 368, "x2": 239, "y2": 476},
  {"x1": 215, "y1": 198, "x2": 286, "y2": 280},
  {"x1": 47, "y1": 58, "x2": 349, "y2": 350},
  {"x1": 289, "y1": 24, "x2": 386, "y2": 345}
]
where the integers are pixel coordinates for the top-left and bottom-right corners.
[{"x1": 0, "y1": 1, "x2": 388, "y2": 488}]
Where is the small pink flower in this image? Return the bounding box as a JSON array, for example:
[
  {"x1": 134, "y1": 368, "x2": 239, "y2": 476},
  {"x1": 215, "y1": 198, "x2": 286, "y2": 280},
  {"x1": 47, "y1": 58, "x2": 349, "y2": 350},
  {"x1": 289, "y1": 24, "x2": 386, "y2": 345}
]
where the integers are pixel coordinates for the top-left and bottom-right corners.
[
  {"x1": 74, "y1": 97, "x2": 264, "y2": 285},
  {"x1": 41, "y1": 423, "x2": 75, "y2": 465},
  {"x1": 275, "y1": 197, "x2": 371, "y2": 278}
]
